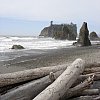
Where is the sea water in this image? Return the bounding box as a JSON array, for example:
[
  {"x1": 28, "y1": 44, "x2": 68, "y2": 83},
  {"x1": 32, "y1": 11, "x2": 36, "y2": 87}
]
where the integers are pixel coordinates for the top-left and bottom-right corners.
[
  {"x1": 0, "y1": 36, "x2": 76, "y2": 52},
  {"x1": 0, "y1": 36, "x2": 99, "y2": 61},
  {"x1": 0, "y1": 36, "x2": 76, "y2": 61}
]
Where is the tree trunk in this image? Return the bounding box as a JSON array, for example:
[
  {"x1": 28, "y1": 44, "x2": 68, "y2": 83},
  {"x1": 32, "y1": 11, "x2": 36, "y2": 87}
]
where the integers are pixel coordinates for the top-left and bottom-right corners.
[
  {"x1": 33, "y1": 58, "x2": 85, "y2": 100},
  {"x1": 0, "y1": 70, "x2": 64, "y2": 100},
  {"x1": 0, "y1": 64, "x2": 67, "y2": 87},
  {"x1": 61, "y1": 75, "x2": 94, "y2": 99}
]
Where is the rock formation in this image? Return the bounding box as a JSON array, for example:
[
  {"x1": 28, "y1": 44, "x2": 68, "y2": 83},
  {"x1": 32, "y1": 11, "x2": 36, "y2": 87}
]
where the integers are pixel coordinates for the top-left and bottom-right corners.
[
  {"x1": 39, "y1": 22, "x2": 77, "y2": 40},
  {"x1": 90, "y1": 32, "x2": 99, "y2": 40},
  {"x1": 11, "y1": 45, "x2": 25, "y2": 49},
  {"x1": 77, "y1": 22, "x2": 91, "y2": 46}
]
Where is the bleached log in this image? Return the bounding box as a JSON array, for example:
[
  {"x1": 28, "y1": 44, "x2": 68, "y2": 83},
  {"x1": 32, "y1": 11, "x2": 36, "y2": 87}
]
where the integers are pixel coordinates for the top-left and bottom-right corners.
[
  {"x1": 84, "y1": 67, "x2": 100, "y2": 74},
  {"x1": 0, "y1": 64, "x2": 67, "y2": 87},
  {"x1": 86, "y1": 62, "x2": 100, "y2": 68},
  {"x1": 72, "y1": 72, "x2": 100, "y2": 87},
  {"x1": 94, "y1": 95, "x2": 100, "y2": 100},
  {"x1": 33, "y1": 58, "x2": 85, "y2": 100},
  {"x1": 81, "y1": 89, "x2": 99, "y2": 96},
  {"x1": 61, "y1": 75, "x2": 94, "y2": 100},
  {"x1": 80, "y1": 72, "x2": 100, "y2": 81},
  {"x1": 0, "y1": 62, "x2": 99, "y2": 88},
  {"x1": 0, "y1": 70, "x2": 63, "y2": 100},
  {"x1": 68, "y1": 96, "x2": 94, "y2": 100},
  {"x1": 2, "y1": 72, "x2": 100, "y2": 95}
]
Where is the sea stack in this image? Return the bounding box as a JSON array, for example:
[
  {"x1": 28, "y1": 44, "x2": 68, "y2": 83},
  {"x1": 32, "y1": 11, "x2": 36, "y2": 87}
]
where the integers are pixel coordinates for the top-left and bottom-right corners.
[
  {"x1": 90, "y1": 31, "x2": 99, "y2": 40},
  {"x1": 39, "y1": 21, "x2": 77, "y2": 40},
  {"x1": 77, "y1": 22, "x2": 91, "y2": 46}
]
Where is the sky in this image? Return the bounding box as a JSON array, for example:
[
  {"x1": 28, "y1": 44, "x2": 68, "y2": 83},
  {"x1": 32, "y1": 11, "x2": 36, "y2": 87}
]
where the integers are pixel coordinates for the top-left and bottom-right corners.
[{"x1": 0, "y1": 0, "x2": 100, "y2": 36}]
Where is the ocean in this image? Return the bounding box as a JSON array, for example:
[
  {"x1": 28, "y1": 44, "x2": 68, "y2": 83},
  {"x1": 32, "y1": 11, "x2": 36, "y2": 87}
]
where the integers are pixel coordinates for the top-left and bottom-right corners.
[
  {"x1": 0, "y1": 36, "x2": 76, "y2": 52},
  {"x1": 0, "y1": 36, "x2": 76, "y2": 61},
  {"x1": 0, "y1": 36, "x2": 99, "y2": 62}
]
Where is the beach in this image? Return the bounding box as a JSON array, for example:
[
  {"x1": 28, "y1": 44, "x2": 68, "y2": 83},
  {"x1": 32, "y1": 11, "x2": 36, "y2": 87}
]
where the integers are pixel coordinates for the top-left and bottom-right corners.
[{"x1": 0, "y1": 45, "x2": 100, "y2": 74}]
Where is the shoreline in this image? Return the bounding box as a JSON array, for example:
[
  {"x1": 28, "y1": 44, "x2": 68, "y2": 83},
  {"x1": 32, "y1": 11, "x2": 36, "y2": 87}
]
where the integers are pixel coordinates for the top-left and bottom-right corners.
[{"x1": 0, "y1": 45, "x2": 100, "y2": 74}]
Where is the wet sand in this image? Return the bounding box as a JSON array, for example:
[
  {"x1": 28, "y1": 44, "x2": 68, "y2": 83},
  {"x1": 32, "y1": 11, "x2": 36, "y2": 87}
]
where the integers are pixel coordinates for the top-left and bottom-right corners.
[{"x1": 0, "y1": 45, "x2": 100, "y2": 74}]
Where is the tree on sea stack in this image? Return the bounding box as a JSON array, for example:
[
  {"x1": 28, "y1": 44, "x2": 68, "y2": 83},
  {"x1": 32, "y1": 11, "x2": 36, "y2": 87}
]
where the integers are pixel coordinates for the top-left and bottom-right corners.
[{"x1": 77, "y1": 22, "x2": 91, "y2": 46}]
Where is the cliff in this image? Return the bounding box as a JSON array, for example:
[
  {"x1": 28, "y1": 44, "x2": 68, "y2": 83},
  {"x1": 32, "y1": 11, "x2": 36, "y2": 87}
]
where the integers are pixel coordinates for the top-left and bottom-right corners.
[{"x1": 39, "y1": 22, "x2": 77, "y2": 40}]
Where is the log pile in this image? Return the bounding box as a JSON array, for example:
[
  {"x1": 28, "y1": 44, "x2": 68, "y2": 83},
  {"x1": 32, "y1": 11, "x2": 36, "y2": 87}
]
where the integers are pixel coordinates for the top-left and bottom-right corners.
[{"x1": 0, "y1": 58, "x2": 100, "y2": 100}]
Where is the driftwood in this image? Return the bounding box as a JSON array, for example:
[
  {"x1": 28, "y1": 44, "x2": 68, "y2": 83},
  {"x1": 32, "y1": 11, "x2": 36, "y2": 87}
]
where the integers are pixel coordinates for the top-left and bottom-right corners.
[
  {"x1": 0, "y1": 62, "x2": 99, "y2": 88},
  {"x1": 68, "y1": 96, "x2": 94, "y2": 100},
  {"x1": 81, "y1": 89, "x2": 99, "y2": 96},
  {"x1": 80, "y1": 72, "x2": 100, "y2": 81},
  {"x1": 1, "y1": 72, "x2": 100, "y2": 95},
  {"x1": 72, "y1": 72, "x2": 100, "y2": 87},
  {"x1": 33, "y1": 58, "x2": 85, "y2": 100},
  {"x1": 94, "y1": 95, "x2": 100, "y2": 100},
  {"x1": 61, "y1": 75, "x2": 94, "y2": 100},
  {"x1": 0, "y1": 64, "x2": 67, "y2": 87},
  {"x1": 86, "y1": 62, "x2": 100, "y2": 68},
  {"x1": 0, "y1": 60, "x2": 100, "y2": 100},
  {"x1": 84, "y1": 67, "x2": 100, "y2": 74},
  {"x1": 0, "y1": 70, "x2": 64, "y2": 100},
  {"x1": 1, "y1": 70, "x2": 100, "y2": 96}
]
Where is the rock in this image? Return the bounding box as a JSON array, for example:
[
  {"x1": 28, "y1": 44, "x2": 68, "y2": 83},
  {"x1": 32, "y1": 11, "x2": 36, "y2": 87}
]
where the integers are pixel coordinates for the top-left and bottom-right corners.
[
  {"x1": 90, "y1": 32, "x2": 100, "y2": 40},
  {"x1": 77, "y1": 22, "x2": 91, "y2": 46},
  {"x1": 11, "y1": 45, "x2": 25, "y2": 49},
  {"x1": 39, "y1": 22, "x2": 77, "y2": 40},
  {"x1": 53, "y1": 25, "x2": 70, "y2": 40},
  {"x1": 72, "y1": 42, "x2": 82, "y2": 47}
]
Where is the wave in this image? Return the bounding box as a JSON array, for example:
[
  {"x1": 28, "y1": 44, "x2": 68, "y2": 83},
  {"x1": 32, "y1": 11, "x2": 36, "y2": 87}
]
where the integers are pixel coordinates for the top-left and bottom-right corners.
[{"x1": 0, "y1": 36, "x2": 76, "y2": 52}]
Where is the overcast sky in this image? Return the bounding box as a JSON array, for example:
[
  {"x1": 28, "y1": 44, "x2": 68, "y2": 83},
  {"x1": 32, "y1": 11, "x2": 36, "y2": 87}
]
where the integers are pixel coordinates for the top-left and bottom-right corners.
[{"x1": 0, "y1": 0, "x2": 100, "y2": 36}]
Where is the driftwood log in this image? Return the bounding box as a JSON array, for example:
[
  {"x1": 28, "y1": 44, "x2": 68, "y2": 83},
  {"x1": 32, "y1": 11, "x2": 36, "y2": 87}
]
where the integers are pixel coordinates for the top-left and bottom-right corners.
[
  {"x1": 68, "y1": 96, "x2": 94, "y2": 100},
  {"x1": 84, "y1": 67, "x2": 100, "y2": 74},
  {"x1": 81, "y1": 89, "x2": 99, "y2": 96},
  {"x1": 0, "y1": 70, "x2": 64, "y2": 100},
  {"x1": 72, "y1": 72, "x2": 100, "y2": 87},
  {"x1": 61, "y1": 75, "x2": 94, "y2": 100},
  {"x1": 33, "y1": 58, "x2": 85, "y2": 100},
  {"x1": 0, "y1": 64, "x2": 67, "y2": 87},
  {"x1": 1, "y1": 67, "x2": 100, "y2": 96},
  {"x1": 94, "y1": 95, "x2": 100, "y2": 100},
  {"x1": 86, "y1": 63, "x2": 100, "y2": 68},
  {"x1": 0, "y1": 60, "x2": 100, "y2": 100},
  {"x1": 1, "y1": 72, "x2": 100, "y2": 95},
  {"x1": 0, "y1": 62, "x2": 99, "y2": 88}
]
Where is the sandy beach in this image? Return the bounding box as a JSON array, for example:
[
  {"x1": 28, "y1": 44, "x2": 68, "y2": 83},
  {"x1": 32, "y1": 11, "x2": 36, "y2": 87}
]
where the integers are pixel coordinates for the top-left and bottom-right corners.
[{"x1": 0, "y1": 45, "x2": 100, "y2": 74}]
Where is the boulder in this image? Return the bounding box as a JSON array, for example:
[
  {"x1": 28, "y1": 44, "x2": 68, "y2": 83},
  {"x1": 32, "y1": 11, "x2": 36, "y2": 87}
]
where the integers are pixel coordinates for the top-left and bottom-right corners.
[
  {"x1": 11, "y1": 45, "x2": 25, "y2": 49},
  {"x1": 90, "y1": 32, "x2": 99, "y2": 40},
  {"x1": 77, "y1": 22, "x2": 91, "y2": 46}
]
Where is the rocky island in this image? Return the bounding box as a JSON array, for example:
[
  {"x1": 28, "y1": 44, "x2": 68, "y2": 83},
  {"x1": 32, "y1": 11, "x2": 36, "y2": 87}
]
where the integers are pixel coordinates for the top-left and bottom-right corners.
[
  {"x1": 90, "y1": 31, "x2": 100, "y2": 41},
  {"x1": 39, "y1": 21, "x2": 77, "y2": 40}
]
